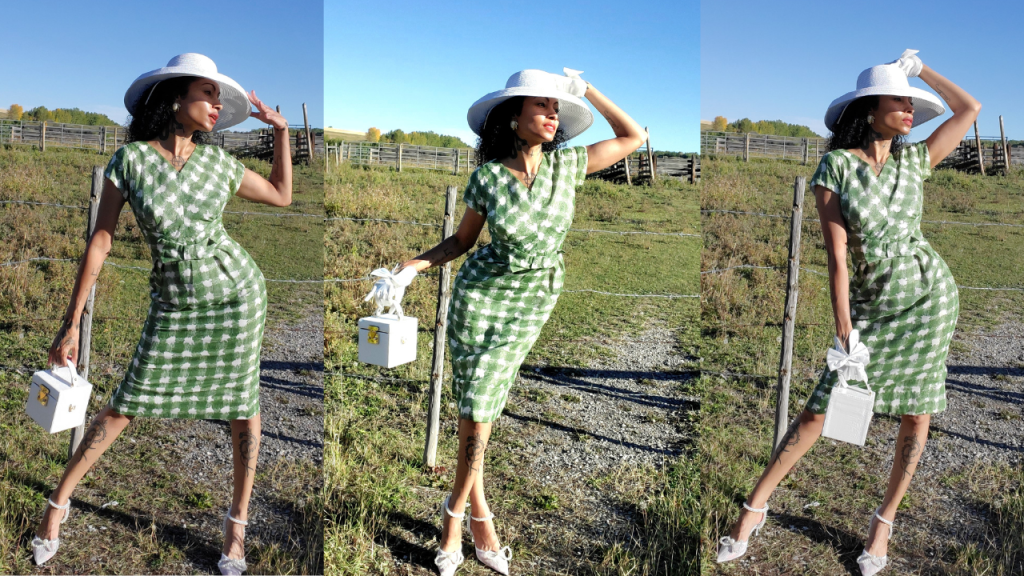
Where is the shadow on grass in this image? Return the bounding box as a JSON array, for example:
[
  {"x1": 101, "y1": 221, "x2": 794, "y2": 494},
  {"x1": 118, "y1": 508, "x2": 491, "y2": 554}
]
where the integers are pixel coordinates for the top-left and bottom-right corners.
[
  {"x1": 521, "y1": 363, "x2": 699, "y2": 412},
  {"x1": 501, "y1": 409, "x2": 682, "y2": 457},
  {"x1": 764, "y1": 511, "x2": 866, "y2": 576}
]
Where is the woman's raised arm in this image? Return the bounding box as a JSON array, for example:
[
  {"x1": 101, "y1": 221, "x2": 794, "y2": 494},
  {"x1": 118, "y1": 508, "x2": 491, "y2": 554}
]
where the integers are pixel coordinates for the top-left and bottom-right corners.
[
  {"x1": 919, "y1": 65, "x2": 982, "y2": 166},
  {"x1": 49, "y1": 178, "x2": 127, "y2": 366},
  {"x1": 582, "y1": 84, "x2": 649, "y2": 174}
]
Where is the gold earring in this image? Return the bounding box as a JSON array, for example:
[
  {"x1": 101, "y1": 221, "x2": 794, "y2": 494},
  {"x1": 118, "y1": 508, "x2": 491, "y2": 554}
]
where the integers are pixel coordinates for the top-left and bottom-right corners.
[{"x1": 172, "y1": 103, "x2": 180, "y2": 112}]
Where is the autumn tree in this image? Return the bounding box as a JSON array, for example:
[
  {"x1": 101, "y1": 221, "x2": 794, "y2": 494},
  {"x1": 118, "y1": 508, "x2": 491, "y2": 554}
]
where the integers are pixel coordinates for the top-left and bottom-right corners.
[
  {"x1": 712, "y1": 116, "x2": 728, "y2": 131},
  {"x1": 366, "y1": 127, "x2": 381, "y2": 142},
  {"x1": 8, "y1": 104, "x2": 23, "y2": 120}
]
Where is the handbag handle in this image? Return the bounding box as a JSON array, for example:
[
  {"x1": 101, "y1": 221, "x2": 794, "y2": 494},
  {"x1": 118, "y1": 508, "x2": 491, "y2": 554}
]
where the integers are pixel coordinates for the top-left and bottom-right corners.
[{"x1": 58, "y1": 357, "x2": 79, "y2": 387}]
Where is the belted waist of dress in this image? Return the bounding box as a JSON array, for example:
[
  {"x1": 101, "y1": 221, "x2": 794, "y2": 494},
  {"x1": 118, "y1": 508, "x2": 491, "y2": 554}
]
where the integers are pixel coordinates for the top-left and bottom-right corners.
[
  {"x1": 854, "y1": 235, "x2": 926, "y2": 261},
  {"x1": 483, "y1": 245, "x2": 564, "y2": 272},
  {"x1": 154, "y1": 230, "x2": 230, "y2": 263}
]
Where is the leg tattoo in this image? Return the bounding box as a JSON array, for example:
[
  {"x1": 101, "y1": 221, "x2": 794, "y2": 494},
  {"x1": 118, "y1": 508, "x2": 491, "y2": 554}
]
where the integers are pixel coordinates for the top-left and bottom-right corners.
[
  {"x1": 239, "y1": 430, "x2": 259, "y2": 478},
  {"x1": 773, "y1": 420, "x2": 801, "y2": 466},
  {"x1": 77, "y1": 418, "x2": 108, "y2": 462},
  {"x1": 465, "y1": 432, "x2": 486, "y2": 474},
  {"x1": 900, "y1": 435, "x2": 921, "y2": 480}
]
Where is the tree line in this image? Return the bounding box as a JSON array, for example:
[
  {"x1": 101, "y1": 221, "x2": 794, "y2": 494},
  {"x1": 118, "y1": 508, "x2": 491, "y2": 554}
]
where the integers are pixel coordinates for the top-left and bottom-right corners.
[
  {"x1": 704, "y1": 115, "x2": 821, "y2": 138},
  {"x1": 5, "y1": 104, "x2": 118, "y2": 125}
]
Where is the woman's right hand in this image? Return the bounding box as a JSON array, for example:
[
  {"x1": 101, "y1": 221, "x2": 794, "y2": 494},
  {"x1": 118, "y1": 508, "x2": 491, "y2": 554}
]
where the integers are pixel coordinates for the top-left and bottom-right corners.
[{"x1": 48, "y1": 322, "x2": 80, "y2": 367}]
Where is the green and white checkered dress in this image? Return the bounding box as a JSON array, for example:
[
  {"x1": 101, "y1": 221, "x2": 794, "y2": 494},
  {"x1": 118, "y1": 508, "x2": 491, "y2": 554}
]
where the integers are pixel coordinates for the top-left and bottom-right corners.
[
  {"x1": 103, "y1": 142, "x2": 267, "y2": 420},
  {"x1": 805, "y1": 142, "x2": 959, "y2": 416},
  {"x1": 447, "y1": 146, "x2": 588, "y2": 423}
]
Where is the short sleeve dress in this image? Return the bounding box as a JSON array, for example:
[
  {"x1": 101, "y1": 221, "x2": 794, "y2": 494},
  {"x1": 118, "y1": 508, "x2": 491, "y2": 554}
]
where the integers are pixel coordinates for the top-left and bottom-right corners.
[
  {"x1": 446, "y1": 145, "x2": 588, "y2": 423},
  {"x1": 805, "y1": 142, "x2": 959, "y2": 415},
  {"x1": 103, "y1": 142, "x2": 267, "y2": 420}
]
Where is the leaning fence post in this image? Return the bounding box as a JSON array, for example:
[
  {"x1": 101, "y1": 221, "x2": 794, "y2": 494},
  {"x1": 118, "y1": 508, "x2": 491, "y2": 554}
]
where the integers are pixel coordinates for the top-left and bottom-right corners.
[
  {"x1": 773, "y1": 176, "x2": 805, "y2": 451},
  {"x1": 973, "y1": 121, "x2": 985, "y2": 176},
  {"x1": 1000, "y1": 115, "x2": 1009, "y2": 175},
  {"x1": 424, "y1": 185, "x2": 458, "y2": 468},
  {"x1": 69, "y1": 167, "x2": 102, "y2": 459},
  {"x1": 302, "y1": 103, "x2": 313, "y2": 165}
]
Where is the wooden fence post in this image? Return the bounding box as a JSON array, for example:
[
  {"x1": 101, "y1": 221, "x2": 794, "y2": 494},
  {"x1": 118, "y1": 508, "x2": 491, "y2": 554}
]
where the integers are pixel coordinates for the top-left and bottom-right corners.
[
  {"x1": 743, "y1": 133, "x2": 750, "y2": 162},
  {"x1": 802, "y1": 138, "x2": 809, "y2": 165},
  {"x1": 646, "y1": 127, "x2": 656, "y2": 183},
  {"x1": 424, "y1": 185, "x2": 458, "y2": 468},
  {"x1": 773, "y1": 176, "x2": 805, "y2": 451},
  {"x1": 452, "y1": 149, "x2": 459, "y2": 175},
  {"x1": 689, "y1": 155, "x2": 697, "y2": 184},
  {"x1": 1000, "y1": 115, "x2": 1009, "y2": 175},
  {"x1": 101, "y1": 126, "x2": 106, "y2": 155},
  {"x1": 302, "y1": 103, "x2": 313, "y2": 165},
  {"x1": 40, "y1": 122, "x2": 46, "y2": 152},
  {"x1": 623, "y1": 156, "x2": 632, "y2": 186},
  {"x1": 397, "y1": 142, "x2": 403, "y2": 172},
  {"x1": 973, "y1": 121, "x2": 985, "y2": 176},
  {"x1": 69, "y1": 167, "x2": 103, "y2": 459}
]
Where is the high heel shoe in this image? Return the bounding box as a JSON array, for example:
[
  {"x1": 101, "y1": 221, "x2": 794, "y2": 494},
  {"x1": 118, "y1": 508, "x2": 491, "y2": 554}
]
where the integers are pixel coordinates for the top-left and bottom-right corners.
[
  {"x1": 31, "y1": 497, "x2": 71, "y2": 566},
  {"x1": 716, "y1": 501, "x2": 769, "y2": 563},
  {"x1": 218, "y1": 508, "x2": 248, "y2": 576},
  {"x1": 465, "y1": 509, "x2": 512, "y2": 575},
  {"x1": 435, "y1": 495, "x2": 466, "y2": 576},
  {"x1": 857, "y1": 507, "x2": 894, "y2": 576}
]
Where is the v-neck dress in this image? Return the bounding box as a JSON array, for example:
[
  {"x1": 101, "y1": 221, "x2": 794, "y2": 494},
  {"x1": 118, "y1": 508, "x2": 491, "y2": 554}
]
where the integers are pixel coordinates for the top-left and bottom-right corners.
[
  {"x1": 103, "y1": 142, "x2": 267, "y2": 420},
  {"x1": 447, "y1": 146, "x2": 588, "y2": 423},
  {"x1": 805, "y1": 142, "x2": 959, "y2": 415}
]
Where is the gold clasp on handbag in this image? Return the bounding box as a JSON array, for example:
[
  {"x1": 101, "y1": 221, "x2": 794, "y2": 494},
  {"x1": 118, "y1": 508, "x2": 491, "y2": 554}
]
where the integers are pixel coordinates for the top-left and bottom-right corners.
[
  {"x1": 367, "y1": 326, "x2": 379, "y2": 345},
  {"x1": 37, "y1": 385, "x2": 50, "y2": 407},
  {"x1": 68, "y1": 405, "x2": 76, "y2": 412}
]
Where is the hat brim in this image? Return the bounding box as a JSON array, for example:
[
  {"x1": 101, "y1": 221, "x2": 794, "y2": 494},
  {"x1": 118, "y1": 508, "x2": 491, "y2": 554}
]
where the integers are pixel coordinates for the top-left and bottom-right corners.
[
  {"x1": 467, "y1": 87, "x2": 594, "y2": 142},
  {"x1": 825, "y1": 86, "x2": 945, "y2": 132},
  {"x1": 124, "y1": 69, "x2": 250, "y2": 132}
]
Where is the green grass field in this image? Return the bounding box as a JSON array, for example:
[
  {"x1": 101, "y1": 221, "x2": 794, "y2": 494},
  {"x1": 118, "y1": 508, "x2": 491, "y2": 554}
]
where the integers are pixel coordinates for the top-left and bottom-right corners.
[
  {"x1": 0, "y1": 145, "x2": 324, "y2": 574},
  {"x1": 700, "y1": 155, "x2": 1024, "y2": 574},
  {"x1": 323, "y1": 161, "x2": 700, "y2": 575}
]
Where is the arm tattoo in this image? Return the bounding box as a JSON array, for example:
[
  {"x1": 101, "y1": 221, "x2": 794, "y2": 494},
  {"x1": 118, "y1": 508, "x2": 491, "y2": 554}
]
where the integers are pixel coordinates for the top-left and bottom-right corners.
[
  {"x1": 464, "y1": 432, "x2": 486, "y2": 473},
  {"x1": 773, "y1": 420, "x2": 801, "y2": 466},
  {"x1": 900, "y1": 435, "x2": 921, "y2": 479},
  {"x1": 601, "y1": 112, "x2": 620, "y2": 133},
  {"x1": 77, "y1": 418, "x2": 109, "y2": 462},
  {"x1": 238, "y1": 429, "x2": 259, "y2": 478}
]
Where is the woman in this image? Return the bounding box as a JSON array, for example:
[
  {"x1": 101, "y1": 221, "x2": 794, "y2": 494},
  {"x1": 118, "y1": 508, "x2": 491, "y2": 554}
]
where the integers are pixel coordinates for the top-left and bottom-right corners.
[
  {"x1": 716, "y1": 50, "x2": 980, "y2": 575},
  {"x1": 385, "y1": 69, "x2": 647, "y2": 575},
  {"x1": 31, "y1": 53, "x2": 293, "y2": 575}
]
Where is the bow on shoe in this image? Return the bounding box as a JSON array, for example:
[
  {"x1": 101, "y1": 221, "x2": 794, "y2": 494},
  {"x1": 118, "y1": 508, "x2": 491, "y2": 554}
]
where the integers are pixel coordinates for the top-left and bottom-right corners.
[
  {"x1": 826, "y1": 329, "x2": 871, "y2": 387},
  {"x1": 363, "y1": 266, "x2": 417, "y2": 319}
]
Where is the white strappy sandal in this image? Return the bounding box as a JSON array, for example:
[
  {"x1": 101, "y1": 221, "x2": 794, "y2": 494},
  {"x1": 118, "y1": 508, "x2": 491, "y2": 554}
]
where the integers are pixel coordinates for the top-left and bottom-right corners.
[
  {"x1": 31, "y1": 497, "x2": 71, "y2": 566},
  {"x1": 466, "y1": 510, "x2": 512, "y2": 575},
  {"x1": 218, "y1": 508, "x2": 249, "y2": 575},
  {"x1": 435, "y1": 495, "x2": 466, "y2": 576},
  {"x1": 857, "y1": 507, "x2": 894, "y2": 576},
  {"x1": 716, "y1": 501, "x2": 769, "y2": 563}
]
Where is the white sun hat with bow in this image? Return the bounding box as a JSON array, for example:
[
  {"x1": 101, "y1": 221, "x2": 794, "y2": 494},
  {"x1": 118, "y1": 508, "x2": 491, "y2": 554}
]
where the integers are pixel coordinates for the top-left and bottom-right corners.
[
  {"x1": 824, "y1": 59, "x2": 945, "y2": 132},
  {"x1": 124, "y1": 53, "x2": 250, "y2": 132},
  {"x1": 467, "y1": 68, "x2": 594, "y2": 141}
]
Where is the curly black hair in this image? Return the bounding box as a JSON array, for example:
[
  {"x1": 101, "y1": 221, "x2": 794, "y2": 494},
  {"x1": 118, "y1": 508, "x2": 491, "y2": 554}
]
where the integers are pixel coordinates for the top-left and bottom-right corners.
[
  {"x1": 476, "y1": 96, "x2": 568, "y2": 166},
  {"x1": 125, "y1": 76, "x2": 211, "y2": 145},
  {"x1": 826, "y1": 95, "x2": 905, "y2": 161}
]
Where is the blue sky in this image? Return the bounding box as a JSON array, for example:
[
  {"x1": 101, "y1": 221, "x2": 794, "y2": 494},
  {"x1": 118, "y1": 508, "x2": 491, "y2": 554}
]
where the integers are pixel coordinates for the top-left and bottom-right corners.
[
  {"x1": 325, "y1": 0, "x2": 700, "y2": 152},
  {"x1": 0, "y1": 0, "x2": 323, "y2": 131},
  {"x1": 702, "y1": 0, "x2": 1023, "y2": 140}
]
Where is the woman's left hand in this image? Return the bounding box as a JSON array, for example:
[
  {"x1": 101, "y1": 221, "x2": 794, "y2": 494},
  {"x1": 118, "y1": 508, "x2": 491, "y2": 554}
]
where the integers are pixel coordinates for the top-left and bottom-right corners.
[{"x1": 248, "y1": 90, "x2": 288, "y2": 130}]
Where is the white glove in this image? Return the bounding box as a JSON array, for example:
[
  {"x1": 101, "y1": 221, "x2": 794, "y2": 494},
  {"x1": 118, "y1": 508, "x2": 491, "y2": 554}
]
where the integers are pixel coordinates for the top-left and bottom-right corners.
[
  {"x1": 392, "y1": 265, "x2": 418, "y2": 287},
  {"x1": 552, "y1": 67, "x2": 588, "y2": 98},
  {"x1": 889, "y1": 49, "x2": 923, "y2": 78}
]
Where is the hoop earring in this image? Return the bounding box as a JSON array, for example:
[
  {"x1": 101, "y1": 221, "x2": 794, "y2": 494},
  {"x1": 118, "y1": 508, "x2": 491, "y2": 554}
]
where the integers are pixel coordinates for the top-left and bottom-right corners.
[
  {"x1": 172, "y1": 102, "x2": 180, "y2": 112},
  {"x1": 510, "y1": 119, "x2": 518, "y2": 131}
]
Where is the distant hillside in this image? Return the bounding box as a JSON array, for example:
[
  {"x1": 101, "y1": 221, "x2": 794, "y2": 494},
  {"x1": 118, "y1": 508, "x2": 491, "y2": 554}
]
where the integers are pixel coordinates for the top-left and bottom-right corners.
[{"x1": 703, "y1": 116, "x2": 821, "y2": 138}]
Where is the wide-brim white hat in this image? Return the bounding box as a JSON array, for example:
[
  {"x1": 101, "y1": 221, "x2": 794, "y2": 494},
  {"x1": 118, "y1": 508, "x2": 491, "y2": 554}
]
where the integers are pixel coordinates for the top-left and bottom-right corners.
[
  {"x1": 467, "y1": 69, "x2": 594, "y2": 141},
  {"x1": 825, "y1": 63, "x2": 945, "y2": 132},
  {"x1": 124, "y1": 53, "x2": 250, "y2": 132}
]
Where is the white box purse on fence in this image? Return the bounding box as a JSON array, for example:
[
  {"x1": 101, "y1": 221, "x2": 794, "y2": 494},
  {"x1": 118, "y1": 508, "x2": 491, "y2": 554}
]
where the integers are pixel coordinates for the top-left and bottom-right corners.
[
  {"x1": 821, "y1": 329, "x2": 874, "y2": 446},
  {"x1": 358, "y1": 266, "x2": 418, "y2": 369},
  {"x1": 26, "y1": 359, "x2": 93, "y2": 434}
]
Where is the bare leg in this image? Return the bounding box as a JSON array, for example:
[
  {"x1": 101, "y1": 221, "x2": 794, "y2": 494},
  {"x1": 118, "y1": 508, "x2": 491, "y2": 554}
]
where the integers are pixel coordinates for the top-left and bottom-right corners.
[
  {"x1": 864, "y1": 414, "x2": 930, "y2": 557},
  {"x1": 439, "y1": 418, "x2": 491, "y2": 553},
  {"x1": 467, "y1": 454, "x2": 501, "y2": 551},
  {"x1": 224, "y1": 414, "x2": 261, "y2": 560},
  {"x1": 729, "y1": 409, "x2": 825, "y2": 541},
  {"x1": 35, "y1": 406, "x2": 134, "y2": 540}
]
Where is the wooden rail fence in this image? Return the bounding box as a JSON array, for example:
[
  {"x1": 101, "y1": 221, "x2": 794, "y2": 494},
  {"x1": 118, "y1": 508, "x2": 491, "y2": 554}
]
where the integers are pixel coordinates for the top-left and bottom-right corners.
[{"x1": 701, "y1": 131, "x2": 827, "y2": 164}]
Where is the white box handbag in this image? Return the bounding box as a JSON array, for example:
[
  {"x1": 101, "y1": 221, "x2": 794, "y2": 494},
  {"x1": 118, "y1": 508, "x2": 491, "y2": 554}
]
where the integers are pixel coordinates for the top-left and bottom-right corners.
[
  {"x1": 821, "y1": 330, "x2": 874, "y2": 446},
  {"x1": 26, "y1": 360, "x2": 94, "y2": 434},
  {"x1": 358, "y1": 314, "x2": 417, "y2": 368}
]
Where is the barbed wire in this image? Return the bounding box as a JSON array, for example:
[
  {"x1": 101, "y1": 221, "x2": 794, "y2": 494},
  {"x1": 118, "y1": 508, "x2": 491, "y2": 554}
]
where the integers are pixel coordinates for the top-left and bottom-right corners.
[
  {"x1": 703, "y1": 263, "x2": 1024, "y2": 291},
  {"x1": 0, "y1": 256, "x2": 320, "y2": 282},
  {"x1": 327, "y1": 215, "x2": 699, "y2": 237},
  {"x1": 562, "y1": 289, "x2": 698, "y2": 299},
  {"x1": 702, "y1": 208, "x2": 1024, "y2": 229},
  {"x1": 1, "y1": 199, "x2": 324, "y2": 219}
]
